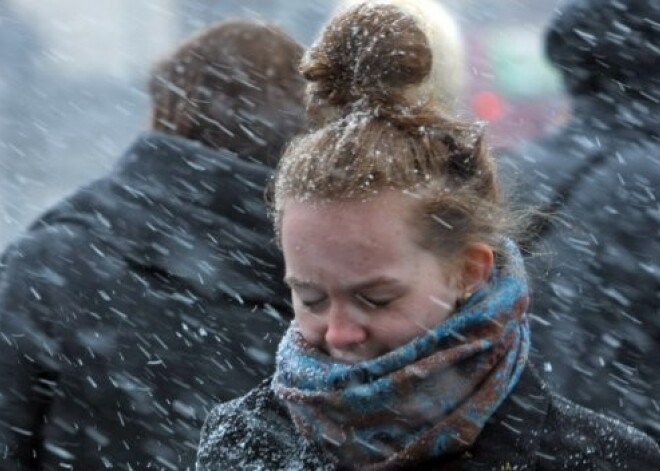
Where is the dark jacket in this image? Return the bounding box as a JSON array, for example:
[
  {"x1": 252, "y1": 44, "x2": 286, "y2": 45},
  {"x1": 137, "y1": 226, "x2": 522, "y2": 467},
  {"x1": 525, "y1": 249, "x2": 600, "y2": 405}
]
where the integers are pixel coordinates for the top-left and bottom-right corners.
[
  {"x1": 196, "y1": 366, "x2": 660, "y2": 470},
  {"x1": 0, "y1": 132, "x2": 290, "y2": 470},
  {"x1": 499, "y1": 0, "x2": 660, "y2": 441}
]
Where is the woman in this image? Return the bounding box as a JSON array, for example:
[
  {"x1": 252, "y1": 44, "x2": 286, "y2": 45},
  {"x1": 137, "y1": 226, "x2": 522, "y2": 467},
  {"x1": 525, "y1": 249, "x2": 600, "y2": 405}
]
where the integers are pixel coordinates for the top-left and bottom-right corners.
[{"x1": 196, "y1": 2, "x2": 660, "y2": 469}]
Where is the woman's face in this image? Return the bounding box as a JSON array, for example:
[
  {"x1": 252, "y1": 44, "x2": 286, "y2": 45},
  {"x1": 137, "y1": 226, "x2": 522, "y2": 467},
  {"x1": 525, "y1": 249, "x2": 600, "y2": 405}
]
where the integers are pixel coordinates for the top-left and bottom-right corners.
[{"x1": 281, "y1": 191, "x2": 466, "y2": 363}]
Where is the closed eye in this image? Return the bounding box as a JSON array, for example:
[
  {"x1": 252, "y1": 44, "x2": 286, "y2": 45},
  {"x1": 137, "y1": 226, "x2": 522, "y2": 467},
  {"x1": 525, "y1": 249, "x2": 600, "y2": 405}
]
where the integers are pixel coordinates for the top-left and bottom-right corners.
[
  {"x1": 301, "y1": 296, "x2": 327, "y2": 308},
  {"x1": 295, "y1": 290, "x2": 328, "y2": 312},
  {"x1": 355, "y1": 293, "x2": 393, "y2": 308},
  {"x1": 286, "y1": 279, "x2": 328, "y2": 312}
]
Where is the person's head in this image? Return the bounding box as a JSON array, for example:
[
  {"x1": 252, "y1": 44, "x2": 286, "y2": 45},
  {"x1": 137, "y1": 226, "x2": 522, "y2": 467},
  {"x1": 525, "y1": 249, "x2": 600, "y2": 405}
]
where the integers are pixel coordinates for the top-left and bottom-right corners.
[
  {"x1": 545, "y1": 0, "x2": 660, "y2": 100},
  {"x1": 274, "y1": 1, "x2": 508, "y2": 362},
  {"x1": 149, "y1": 20, "x2": 307, "y2": 166}
]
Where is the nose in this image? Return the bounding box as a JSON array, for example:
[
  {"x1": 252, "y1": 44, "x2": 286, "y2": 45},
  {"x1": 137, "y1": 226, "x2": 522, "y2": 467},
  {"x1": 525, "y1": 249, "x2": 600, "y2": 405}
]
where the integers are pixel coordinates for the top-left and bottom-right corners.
[{"x1": 325, "y1": 306, "x2": 367, "y2": 350}]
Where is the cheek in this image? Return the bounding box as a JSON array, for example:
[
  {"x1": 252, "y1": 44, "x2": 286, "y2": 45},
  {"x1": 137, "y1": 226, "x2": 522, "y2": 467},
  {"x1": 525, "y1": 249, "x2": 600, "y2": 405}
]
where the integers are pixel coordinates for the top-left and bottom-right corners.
[
  {"x1": 293, "y1": 310, "x2": 325, "y2": 346},
  {"x1": 381, "y1": 292, "x2": 457, "y2": 344},
  {"x1": 425, "y1": 271, "x2": 461, "y2": 314},
  {"x1": 367, "y1": 313, "x2": 428, "y2": 351},
  {"x1": 423, "y1": 293, "x2": 459, "y2": 330}
]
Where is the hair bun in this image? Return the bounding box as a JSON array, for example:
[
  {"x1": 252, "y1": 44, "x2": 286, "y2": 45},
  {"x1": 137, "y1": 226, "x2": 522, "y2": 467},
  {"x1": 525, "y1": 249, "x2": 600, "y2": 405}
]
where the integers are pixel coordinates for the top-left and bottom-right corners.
[{"x1": 302, "y1": 2, "x2": 434, "y2": 120}]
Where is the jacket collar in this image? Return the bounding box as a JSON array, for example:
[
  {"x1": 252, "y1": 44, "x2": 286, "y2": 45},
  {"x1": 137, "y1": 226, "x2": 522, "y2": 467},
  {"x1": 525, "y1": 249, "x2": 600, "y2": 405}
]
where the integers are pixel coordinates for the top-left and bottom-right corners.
[
  {"x1": 115, "y1": 132, "x2": 286, "y2": 307},
  {"x1": 113, "y1": 131, "x2": 273, "y2": 216},
  {"x1": 41, "y1": 132, "x2": 288, "y2": 311}
]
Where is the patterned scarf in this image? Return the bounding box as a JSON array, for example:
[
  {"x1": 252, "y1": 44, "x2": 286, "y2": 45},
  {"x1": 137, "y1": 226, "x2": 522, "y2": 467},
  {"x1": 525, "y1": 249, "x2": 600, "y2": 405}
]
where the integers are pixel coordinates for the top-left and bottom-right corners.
[{"x1": 272, "y1": 239, "x2": 531, "y2": 470}]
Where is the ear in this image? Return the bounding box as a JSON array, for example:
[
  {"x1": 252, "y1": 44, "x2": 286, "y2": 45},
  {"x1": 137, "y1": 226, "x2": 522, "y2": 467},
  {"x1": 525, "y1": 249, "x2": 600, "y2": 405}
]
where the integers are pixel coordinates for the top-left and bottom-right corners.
[{"x1": 459, "y1": 243, "x2": 494, "y2": 294}]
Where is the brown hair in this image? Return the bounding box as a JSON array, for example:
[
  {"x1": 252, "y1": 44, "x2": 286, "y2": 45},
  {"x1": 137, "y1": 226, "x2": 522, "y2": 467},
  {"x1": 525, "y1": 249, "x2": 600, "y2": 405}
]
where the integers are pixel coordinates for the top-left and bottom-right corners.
[
  {"x1": 149, "y1": 20, "x2": 306, "y2": 165},
  {"x1": 273, "y1": 2, "x2": 513, "y2": 259}
]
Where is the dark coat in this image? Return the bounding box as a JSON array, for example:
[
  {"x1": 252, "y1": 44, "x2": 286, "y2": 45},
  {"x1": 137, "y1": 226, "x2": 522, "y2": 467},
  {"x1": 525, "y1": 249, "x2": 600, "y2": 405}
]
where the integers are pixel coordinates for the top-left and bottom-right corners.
[
  {"x1": 498, "y1": 0, "x2": 660, "y2": 441},
  {"x1": 196, "y1": 365, "x2": 660, "y2": 470},
  {"x1": 0, "y1": 132, "x2": 290, "y2": 470}
]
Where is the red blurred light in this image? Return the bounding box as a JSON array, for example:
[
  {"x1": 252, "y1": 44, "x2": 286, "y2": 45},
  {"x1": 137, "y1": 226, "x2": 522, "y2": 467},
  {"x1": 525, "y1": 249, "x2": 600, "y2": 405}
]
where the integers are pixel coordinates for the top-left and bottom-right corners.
[{"x1": 472, "y1": 91, "x2": 504, "y2": 121}]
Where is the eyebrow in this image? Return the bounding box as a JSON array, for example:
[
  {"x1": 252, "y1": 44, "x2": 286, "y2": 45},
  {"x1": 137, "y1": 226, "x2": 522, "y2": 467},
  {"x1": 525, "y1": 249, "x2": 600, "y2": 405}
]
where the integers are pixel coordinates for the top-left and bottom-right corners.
[
  {"x1": 284, "y1": 276, "x2": 403, "y2": 291},
  {"x1": 284, "y1": 277, "x2": 317, "y2": 290}
]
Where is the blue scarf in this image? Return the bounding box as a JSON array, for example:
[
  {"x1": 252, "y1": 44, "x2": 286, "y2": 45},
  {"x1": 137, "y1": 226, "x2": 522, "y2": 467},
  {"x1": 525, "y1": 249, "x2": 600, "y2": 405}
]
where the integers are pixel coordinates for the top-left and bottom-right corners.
[{"x1": 272, "y1": 239, "x2": 531, "y2": 470}]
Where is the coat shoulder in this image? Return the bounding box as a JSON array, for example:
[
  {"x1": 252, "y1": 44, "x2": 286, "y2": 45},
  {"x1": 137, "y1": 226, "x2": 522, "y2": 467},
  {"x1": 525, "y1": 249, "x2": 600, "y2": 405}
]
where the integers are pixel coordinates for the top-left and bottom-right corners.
[
  {"x1": 539, "y1": 393, "x2": 660, "y2": 469},
  {"x1": 0, "y1": 218, "x2": 126, "y2": 308},
  {"x1": 196, "y1": 380, "x2": 335, "y2": 470}
]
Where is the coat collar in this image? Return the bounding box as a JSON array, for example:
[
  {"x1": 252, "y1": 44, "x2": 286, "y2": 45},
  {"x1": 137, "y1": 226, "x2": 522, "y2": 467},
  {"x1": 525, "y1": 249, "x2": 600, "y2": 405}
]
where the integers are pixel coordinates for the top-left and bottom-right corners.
[
  {"x1": 113, "y1": 131, "x2": 273, "y2": 215},
  {"x1": 113, "y1": 132, "x2": 286, "y2": 307},
  {"x1": 38, "y1": 132, "x2": 288, "y2": 311}
]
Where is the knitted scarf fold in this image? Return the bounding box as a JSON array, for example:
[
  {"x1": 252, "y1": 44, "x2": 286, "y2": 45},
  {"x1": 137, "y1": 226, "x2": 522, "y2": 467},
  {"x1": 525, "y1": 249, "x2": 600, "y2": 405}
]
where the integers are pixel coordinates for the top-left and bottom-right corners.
[{"x1": 272, "y1": 239, "x2": 530, "y2": 470}]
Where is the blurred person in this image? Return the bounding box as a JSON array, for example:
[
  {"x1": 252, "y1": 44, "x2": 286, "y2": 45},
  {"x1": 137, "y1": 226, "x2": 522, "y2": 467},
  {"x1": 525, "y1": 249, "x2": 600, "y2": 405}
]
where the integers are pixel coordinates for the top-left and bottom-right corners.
[
  {"x1": 0, "y1": 20, "x2": 305, "y2": 469},
  {"x1": 499, "y1": 0, "x2": 660, "y2": 441},
  {"x1": 196, "y1": 2, "x2": 660, "y2": 469}
]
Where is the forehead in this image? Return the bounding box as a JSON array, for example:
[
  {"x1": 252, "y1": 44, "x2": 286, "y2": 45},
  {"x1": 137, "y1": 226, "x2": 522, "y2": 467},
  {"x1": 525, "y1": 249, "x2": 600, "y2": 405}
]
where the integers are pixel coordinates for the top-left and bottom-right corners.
[
  {"x1": 284, "y1": 189, "x2": 414, "y2": 229},
  {"x1": 281, "y1": 191, "x2": 421, "y2": 270}
]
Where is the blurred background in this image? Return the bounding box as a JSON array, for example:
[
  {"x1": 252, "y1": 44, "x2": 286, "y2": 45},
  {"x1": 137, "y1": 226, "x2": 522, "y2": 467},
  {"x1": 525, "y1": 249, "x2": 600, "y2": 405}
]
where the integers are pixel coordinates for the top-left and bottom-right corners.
[{"x1": 0, "y1": 0, "x2": 565, "y2": 250}]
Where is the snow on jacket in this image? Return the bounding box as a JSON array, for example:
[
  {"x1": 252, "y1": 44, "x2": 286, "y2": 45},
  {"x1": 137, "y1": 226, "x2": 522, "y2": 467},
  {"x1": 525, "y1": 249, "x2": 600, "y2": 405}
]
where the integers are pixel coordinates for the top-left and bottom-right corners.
[
  {"x1": 498, "y1": 0, "x2": 660, "y2": 441},
  {"x1": 0, "y1": 132, "x2": 290, "y2": 470},
  {"x1": 196, "y1": 366, "x2": 660, "y2": 470}
]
